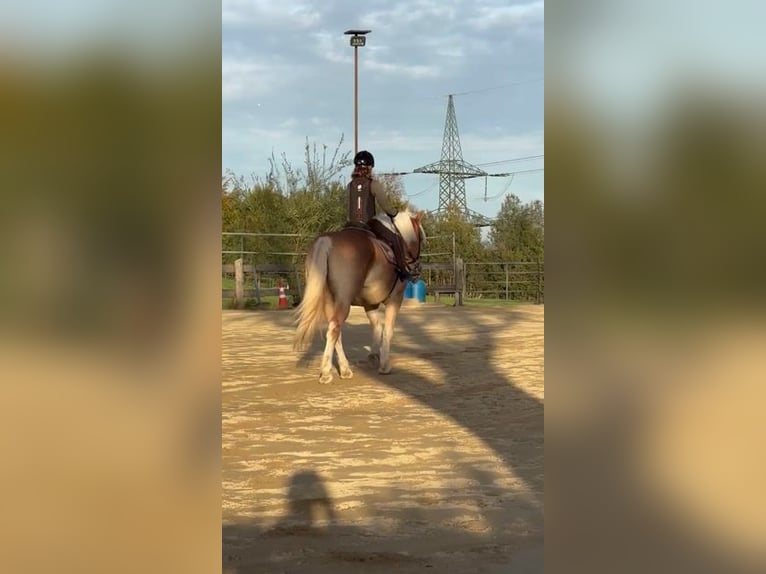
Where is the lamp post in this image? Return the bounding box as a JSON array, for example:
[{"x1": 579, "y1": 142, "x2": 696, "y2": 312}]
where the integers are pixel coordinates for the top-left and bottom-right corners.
[{"x1": 344, "y1": 29, "x2": 371, "y2": 155}]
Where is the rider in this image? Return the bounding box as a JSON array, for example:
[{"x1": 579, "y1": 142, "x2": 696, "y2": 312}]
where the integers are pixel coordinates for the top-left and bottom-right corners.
[{"x1": 347, "y1": 150, "x2": 412, "y2": 281}]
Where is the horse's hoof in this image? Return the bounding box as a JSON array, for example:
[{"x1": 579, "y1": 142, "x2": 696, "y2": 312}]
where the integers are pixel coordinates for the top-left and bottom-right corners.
[
  {"x1": 339, "y1": 367, "x2": 354, "y2": 379},
  {"x1": 368, "y1": 353, "x2": 380, "y2": 367},
  {"x1": 378, "y1": 365, "x2": 392, "y2": 375},
  {"x1": 319, "y1": 373, "x2": 333, "y2": 384}
]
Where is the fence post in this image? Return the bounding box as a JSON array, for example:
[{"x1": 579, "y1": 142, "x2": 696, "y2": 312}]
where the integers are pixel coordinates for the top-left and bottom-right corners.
[
  {"x1": 234, "y1": 258, "x2": 245, "y2": 309},
  {"x1": 294, "y1": 265, "x2": 302, "y2": 304},
  {"x1": 452, "y1": 232, "x2": 456, "y2": 274},
  {"x1": 505, "y1": 263, "x2": 509, "y2": 301},
  {"x1": 456, "y1": 258, "x2": 464, "y2": 306},
  {"x1": 536, "y1": 259, "x2": 542, "y2": 304},
  {"x1": 254, "y1": 267, "x2": 261, "y2": 306}
]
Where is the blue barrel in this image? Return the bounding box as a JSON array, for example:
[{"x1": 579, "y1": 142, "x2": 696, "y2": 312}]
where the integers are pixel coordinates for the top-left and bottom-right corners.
[
  {"x1": 404, "y1": 281, "x2": 414, "y2": 299},
  {"x1": 413, "y1": 279, "x2": 427, "y2": 303}
]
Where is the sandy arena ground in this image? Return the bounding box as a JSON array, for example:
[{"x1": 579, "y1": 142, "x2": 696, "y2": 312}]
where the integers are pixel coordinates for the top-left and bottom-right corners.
[{"x1": 223, "y1": 302, "x2": 544, "y2": 573}]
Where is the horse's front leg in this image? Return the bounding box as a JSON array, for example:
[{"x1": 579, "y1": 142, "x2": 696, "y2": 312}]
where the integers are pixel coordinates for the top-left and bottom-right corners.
[
  {"x1": 378, "y1": 299, "x2": 402, "y2": 375},
  {"x1": 364, "y1": 304, "x2": 384, "y2": 368},
  {"x1": 319, "y1": 320, "x2": 340, "y2": 384}
]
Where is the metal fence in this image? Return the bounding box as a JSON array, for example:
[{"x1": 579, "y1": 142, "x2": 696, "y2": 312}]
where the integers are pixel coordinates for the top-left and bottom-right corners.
[
  {"x1": 222, "y1": 232, "x2": 544, "y2": 306},
  {"x1": 222, "y1": 231, "x2": 311, "y2": 265},
  {"x1": 222, "y1": 231, "x2": 459, "y2": 306},
  {"x1": 464, "y1": 261, "x2": 544, "y2": 303}
]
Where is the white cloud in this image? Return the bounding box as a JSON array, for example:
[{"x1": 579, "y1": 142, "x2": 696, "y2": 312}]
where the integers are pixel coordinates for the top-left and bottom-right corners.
[
  {"x1": 360, "y1": 0, "x2": 459, "y2": 28},
  {"x1": 221, "y1": 0, "x2": 544, "y2": 201},
  {"x1": 279, "y1": 117, "x2": 300, "y2": 130},
  {"x1": 364, "y1": 130, "x2": 443, "y2": 154},
  {"x1": 222, "y1": 58, "x2": 296, "y2": 101},
  {"x1": 469, "y1": 1, "x2": 544, "y2": 31},
  {"x1": 313, "y1": 31, "x2": 352, "y2": 64},
  {"x1": 222, "y1": 0, "x2": 320, "y2": 28},
  {"x1": 461, "y1": 129, "x2": 544, "y2": 160},
  {"x1": 362, "y1": 128, "x2": 543, "y2": 160},
  {"x1": 418, "y1": 33, "x2": 469, "y2": 61},
  {"x1": 364, "y1": 58, "x2": 441, "y2": 79}
]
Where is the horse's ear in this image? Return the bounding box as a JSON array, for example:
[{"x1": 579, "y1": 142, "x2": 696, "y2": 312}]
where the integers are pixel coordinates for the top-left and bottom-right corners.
[{"x1": 415, "y1": 210, "x2": 424, "y2": 222}]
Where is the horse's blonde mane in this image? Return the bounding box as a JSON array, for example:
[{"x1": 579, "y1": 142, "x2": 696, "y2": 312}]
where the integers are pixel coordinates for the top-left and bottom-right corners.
[{"x1": 374, "y1": 210, "x2": 426, "y2": 246}]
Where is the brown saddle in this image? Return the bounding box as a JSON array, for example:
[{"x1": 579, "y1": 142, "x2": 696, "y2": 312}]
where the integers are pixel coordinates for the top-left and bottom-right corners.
[
  {"x1": 343, "y1": 221, "x2": 398, "y2": 268},
  {"x1": 343, "y1": 221, "x2": 375, "y2": 236}
]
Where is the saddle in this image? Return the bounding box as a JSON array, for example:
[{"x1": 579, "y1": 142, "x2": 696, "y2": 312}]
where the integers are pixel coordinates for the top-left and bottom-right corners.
[
  {"x1": 343, "y1": 221, "x2": 412, "y2": 269},
  {"x1": 343, "y1": 220, "x2": 375, "y2": 236},
  {"x1": 343, "y1": 221, "x2": 399, "y2": 269}
]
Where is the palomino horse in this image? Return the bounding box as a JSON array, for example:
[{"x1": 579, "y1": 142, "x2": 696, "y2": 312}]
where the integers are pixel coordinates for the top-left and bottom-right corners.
[{"x1": 293, "y1": 210, "x2": 426, "y2": 384}]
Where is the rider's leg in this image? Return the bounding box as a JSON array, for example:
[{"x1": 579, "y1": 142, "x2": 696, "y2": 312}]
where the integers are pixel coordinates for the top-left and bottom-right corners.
[
  {"x1": 378, "y1": 226, "x2": 409, "y2": 279},
  {"x1": 390, "y1": 236, "x2": 411, "y2": 280}
]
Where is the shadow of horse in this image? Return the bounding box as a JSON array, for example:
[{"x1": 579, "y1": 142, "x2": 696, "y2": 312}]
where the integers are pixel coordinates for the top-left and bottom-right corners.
[{"x1": 295, "y1": 304, "x2": 544, "y2": 509}]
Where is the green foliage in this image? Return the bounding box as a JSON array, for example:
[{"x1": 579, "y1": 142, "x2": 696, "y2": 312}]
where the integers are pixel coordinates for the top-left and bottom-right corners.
[
  {"x1": 422, "y1": 205, "x2": 485, "y2": 261},
  {"x1": 222, "y1": 137, "x2": 544, "y2": 301},
  {"x1": 222, "y1": 137, "x2": 351, "y2": 264},
  {"x1": 376, "y1": 173, "x2": 411, "y2": 212},
  {"x1": 489, "y1": 194, "x2": 544, "y2": 262}
]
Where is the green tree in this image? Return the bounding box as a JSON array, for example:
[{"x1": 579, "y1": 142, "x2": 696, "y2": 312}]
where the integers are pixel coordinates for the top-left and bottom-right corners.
[
  {"x1": 489, "y1": 194, "x2": 544, "y2": 262},
  {"x1": 376, "y1": 173, "x2": 411, "y2": 213}
]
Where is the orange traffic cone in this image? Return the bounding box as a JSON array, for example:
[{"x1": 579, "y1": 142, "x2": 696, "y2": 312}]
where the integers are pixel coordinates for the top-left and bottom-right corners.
[{"x1": 278, "y1": 282, "x2": 288, "y2": 309}]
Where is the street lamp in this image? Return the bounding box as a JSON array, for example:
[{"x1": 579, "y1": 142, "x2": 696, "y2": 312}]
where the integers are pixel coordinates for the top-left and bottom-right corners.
[{"x1": 344, "y1": 29, "x2": 371, "y2": 155}]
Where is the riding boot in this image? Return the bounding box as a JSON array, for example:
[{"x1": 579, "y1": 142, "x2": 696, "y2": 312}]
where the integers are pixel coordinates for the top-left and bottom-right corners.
[{"x1": 391, "y1": 237, "x2": 411, "y2": 282}]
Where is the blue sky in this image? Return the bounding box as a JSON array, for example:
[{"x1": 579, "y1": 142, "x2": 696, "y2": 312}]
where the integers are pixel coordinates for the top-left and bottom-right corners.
[{"x1": 222, "y1": 0, "x2": 544, "y2": 219}]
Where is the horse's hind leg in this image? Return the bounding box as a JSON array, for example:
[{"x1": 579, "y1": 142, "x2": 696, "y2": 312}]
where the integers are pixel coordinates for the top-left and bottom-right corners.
[
  {"x1": 335, "y1": 333, "x2": 353, "y2": 379},
  {"x1": 319, "y1": 320, "x2": 339, "y2": 384},
  {"x1": 319, "y1": 301, "x2": 351, "y2": 384},
  {"x1": 364, "y1": 304, "x2": 383, "y2": 368},
  {"x1": 379, "y1": 299, "x2": 402, "y2": 375}
]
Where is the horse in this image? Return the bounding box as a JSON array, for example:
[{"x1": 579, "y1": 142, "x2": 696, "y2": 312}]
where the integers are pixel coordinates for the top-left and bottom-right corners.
[{"x1": 293, "y1": 210, "x2": 426, "y2": 384}]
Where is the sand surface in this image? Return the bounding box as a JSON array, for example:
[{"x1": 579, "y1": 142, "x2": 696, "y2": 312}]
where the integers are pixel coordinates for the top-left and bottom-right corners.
[{"x1": 223, "y1": 303, "x2": 544, "y2": 573}]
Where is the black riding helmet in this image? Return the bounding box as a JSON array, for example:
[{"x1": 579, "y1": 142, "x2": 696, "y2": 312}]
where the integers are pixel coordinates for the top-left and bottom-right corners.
[{"x1": 353, "y1": 150, "x2": 374, "y2": 167}]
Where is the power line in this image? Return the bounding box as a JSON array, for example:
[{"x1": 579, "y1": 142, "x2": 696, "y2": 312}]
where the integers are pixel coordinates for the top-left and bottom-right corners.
[
  {"x1": 372, "y1": 77, "x2": 544, "y2": 103},
  {"x1": 487, "y1": 167, "x2": 544, "y2": 178},
  {"x1": 476, "y1": 175, "x2": 516, "y2": 202},
  {"x1": 405, "y1": 180, "x2": 438, "y2": 198},
  {"x1": 378, "y1": 167, "x2": 544, "y2": 179},
  {"x1": 475, "y1": 154, "x2": 544, "y2": 167},
  {"x1": 449, "y1": 77, "x2": 544, "y2": 97}
]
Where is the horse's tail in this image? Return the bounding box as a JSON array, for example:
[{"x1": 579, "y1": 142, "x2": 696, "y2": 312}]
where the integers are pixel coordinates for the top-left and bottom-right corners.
[{"x1": 293, "y1": 235, "x2": 332, "y2": 351}]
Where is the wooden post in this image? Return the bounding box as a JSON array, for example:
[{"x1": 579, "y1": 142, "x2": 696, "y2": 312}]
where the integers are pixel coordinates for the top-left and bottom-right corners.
[
  {"x1": 452, "y1": 232, "x2": 456, "y2": 275},
  {"x1": 536, "y1": 259, "x2": 543, "y2": 304},
  {"x1": 234, "y1": 258, "x2": 245, "y2": 309},
  {"x1": 254, "y1": 267, "x2": 261, "y2": 306},
  {"x1": 294, "y1": 265, "x2": 302, "y2": 305},
  {"x1": 455, "y1": 258, "x2": 464, "y2": 306},
  {"x1": 505, "y1": 263, "x2": 509, "y2": 301}
]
